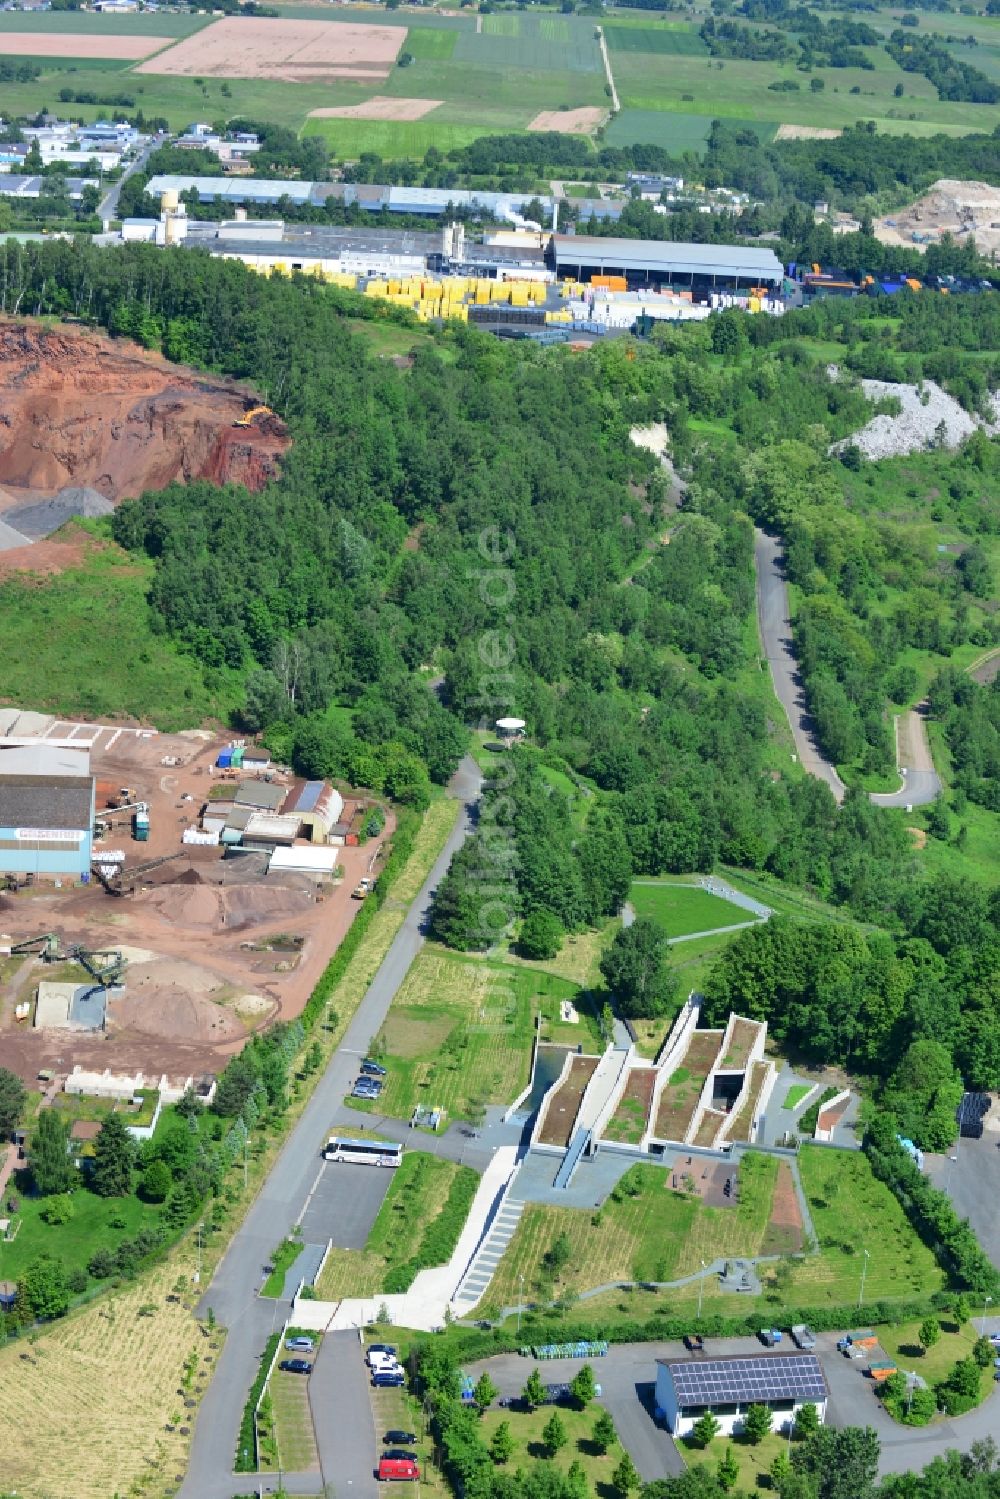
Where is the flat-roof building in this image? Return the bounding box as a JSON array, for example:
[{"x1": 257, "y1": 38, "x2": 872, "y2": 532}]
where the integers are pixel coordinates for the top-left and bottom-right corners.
[
  {"x1": 655, "y1": 1354, "x2": 828, "y2": 1438},
  {"x1": 550, "y1": 234, "x2": 784, "y2": 290},
  {"x1": 0, "y1": 742, "x2": 94, "y2": 879}
]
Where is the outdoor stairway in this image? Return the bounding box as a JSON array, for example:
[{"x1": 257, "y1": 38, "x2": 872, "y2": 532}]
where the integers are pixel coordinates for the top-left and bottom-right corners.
[
  {"x1": 553, "y1": 1127, "x2": 591, "y2": 1190},
  {"x1": 451, "y1": 1193, "x2": 526, "y2": 1313}
]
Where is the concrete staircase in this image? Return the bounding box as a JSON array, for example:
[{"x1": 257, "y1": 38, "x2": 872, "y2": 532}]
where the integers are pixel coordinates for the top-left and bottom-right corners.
[{"x1": 452, "y1": 1190, "x2": 525, "y2": 1314}]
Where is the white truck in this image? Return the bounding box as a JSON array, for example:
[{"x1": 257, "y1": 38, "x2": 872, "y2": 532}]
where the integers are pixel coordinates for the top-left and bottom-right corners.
[{"x1": 792, "y1": 1324, "x2": 817, "y2": 1350}]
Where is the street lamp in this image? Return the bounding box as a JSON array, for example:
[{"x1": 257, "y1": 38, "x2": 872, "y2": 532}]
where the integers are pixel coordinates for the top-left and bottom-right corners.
[
  {"x1": 517, "y1": 1274, "x2": 525, "y2": 1338},
  {"x1": 696, "y1": 1260, "x2": 707, "y2": 1322},
  {"x1": 858, "y1": 1247, "x2": 870, "y2": 1309},
  {"x1": 981, "y1": 1294, "x2": 993, "y2": 1335}
]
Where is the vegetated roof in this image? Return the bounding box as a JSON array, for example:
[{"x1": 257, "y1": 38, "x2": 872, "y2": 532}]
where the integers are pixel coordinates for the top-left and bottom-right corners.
[
  {"x1": 658, "y1": 1354, "x2": 827, "y2": 1408},
  {"x1": 551, "y1": 234, "x2": 784, "y2": 282},
  {"x1": 0, "y1": 775, "x2": 92, "y2": 832}
]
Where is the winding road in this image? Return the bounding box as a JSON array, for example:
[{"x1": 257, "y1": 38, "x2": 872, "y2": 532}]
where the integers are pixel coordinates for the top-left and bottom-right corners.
[
  {"x1": 178, "y1": 755, "x2": 482, "y2": 1499},
  {"x1": 754, "y1": 529, "x2": 941, "y2": 809}
]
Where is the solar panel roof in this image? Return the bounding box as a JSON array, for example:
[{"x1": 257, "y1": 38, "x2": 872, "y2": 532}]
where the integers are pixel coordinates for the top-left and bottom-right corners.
[{"x1": 659, "y1": 1354, "x2": 827, "y2": 1408}]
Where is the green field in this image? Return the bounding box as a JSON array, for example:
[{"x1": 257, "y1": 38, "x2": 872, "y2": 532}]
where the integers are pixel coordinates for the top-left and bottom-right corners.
[
  {"x1": 344, "y1": 948, "x2": 578, "y2": 1123},
  {"x1": 605, "y1": 24, "x2": 708, "y2": 57},
  {"x1": 302, "y1": 118, "x2": 489, "y2": 161},
  {"x1": 483, "y1": 1153, "x2": 789, "y2": 1310},
  {"x1": 0, "y1": 10, "x2": 208, "y2": 32},
  {"x1": 629, "y1": 880, "x2": 750, "y2": 939},
  {"x1": 405, "y1": 26, "x2": 458, "y2": 61},
  {"x1": 605, "y1": 110, "x2": 759, "y2": 153},
  {"x1": 0, "y1": 1184, "x2": 159, "y2": 1284},
  {"x1": 478, "y1": 1401, "x2": 627, "y2": 1493},
  {"x1": 0, "y1": 530, "x2": 231, "y2": 729},
  {"x1": 455, "y1": 13, "x2": 601, "y2": 74},
  {"x1": 789, "y1": 1147, "x2": 944, "y2": 1306}
]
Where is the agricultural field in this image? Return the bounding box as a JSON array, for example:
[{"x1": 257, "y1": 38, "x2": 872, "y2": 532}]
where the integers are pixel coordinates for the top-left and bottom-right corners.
[
  {"x1": 0, "y1": 1251, "x2": 210, "y2": 1499},
  {"x1": 482, "y1": 1154, "x2": 785, "y2": 1310},
  {"x1": 136, "y1": 16, "x2": 404, "y2": 84},
  {"x1": 789, "y1": 1147, "x2": 945, "y2": 1306},
  {"x1": 315, "y1": 1150, "x2": 476, "y2": 1299},
  {"x1": 345, "y1": 948, "x2": 578, "y2": 1123},
  {"x1": 629, "y1": 880, "x2": 749, "y2": 940}
]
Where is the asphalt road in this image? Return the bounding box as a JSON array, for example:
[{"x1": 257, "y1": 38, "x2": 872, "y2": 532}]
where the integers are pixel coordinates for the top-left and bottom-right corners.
[
  {"x1": 310, "y1": 1330, "x2": 378, "y2": 1498},
  {"x1": 754, "y1": 528, "x2": 847, "y2": 804},
  {"x1": 299, "y1": 1159, "x2": 394, "y2": 1249},
  {"x1": 926, "y1": 1132, "x2": 1000, "y2": 1273},
  {"x1": 755, "y1": 529, "x2": 941, "y2": 809},
  {"x1": 178, "y1": 755, "x2": 482, "y2": 1499},
  {"x1": 98, "y1": 131, "x2": 165, "y2": 223}
]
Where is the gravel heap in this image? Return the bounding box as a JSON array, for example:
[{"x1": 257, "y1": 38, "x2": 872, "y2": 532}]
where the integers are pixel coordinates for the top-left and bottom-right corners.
[
  {"x1": 831, "y1": 378, "x2": 995, "y2": 461},
  {"x1": 5, "y1": 485, "x2": 114, "y2": 539}
]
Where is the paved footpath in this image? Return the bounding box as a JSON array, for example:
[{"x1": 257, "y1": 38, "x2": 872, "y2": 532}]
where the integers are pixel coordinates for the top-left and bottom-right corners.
[{"x1": 178, "y1": 756, "x2": 481, "y2": 1499}]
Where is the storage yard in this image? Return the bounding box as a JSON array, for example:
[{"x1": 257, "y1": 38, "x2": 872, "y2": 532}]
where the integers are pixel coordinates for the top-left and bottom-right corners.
[{"x1": 0, "y1": 711, "x2": 389, "y2": 1085}]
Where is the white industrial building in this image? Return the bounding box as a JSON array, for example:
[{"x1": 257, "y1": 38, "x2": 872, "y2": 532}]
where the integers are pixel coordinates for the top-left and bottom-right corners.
[{"x1": 655, "y1": 1354, "x2": 828, "y2": 1438}]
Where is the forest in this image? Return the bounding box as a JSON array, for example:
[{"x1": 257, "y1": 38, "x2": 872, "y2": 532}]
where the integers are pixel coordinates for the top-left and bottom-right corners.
[{"x1": 0, "y1": 237, "x2": 996, "y2": 1142}]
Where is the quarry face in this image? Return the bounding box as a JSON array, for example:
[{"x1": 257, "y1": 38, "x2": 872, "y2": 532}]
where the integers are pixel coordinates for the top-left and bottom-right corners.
[{"x1": 0, "y1": 318, "x2": 288, "y2": 524}]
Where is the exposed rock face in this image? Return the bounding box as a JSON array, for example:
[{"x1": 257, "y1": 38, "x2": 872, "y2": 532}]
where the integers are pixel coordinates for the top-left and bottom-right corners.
[{"x1": 0, "y1": 319, "x2": 288, "y2": 502}]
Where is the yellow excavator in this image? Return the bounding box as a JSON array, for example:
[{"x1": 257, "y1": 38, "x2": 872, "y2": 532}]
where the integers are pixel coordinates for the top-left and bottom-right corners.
[{"x1": 233, "y1": 404, "x2": 273, "y2": 429}]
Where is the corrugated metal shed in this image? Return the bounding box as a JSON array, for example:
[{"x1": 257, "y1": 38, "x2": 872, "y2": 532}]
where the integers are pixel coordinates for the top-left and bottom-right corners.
[
  {"x1": 234, "y1": 781, "x2": 286, "y2": 811},
  {"x1": 551, "y1": 235, "x2": 783, "y2": 284},
  {"x1": 268, "y1": 845, "x2": 341, "y2": 876}
]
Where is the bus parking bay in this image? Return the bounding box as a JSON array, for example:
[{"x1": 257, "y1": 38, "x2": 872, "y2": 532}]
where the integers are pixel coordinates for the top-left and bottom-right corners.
[{"x1": 300, "y1": 1152, "x2": 396, "y2": 1249}]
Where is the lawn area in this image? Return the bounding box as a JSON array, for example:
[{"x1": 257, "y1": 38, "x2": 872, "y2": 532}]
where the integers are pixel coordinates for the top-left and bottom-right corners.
[
  {"x1": 0, "y1": 530, "x2": 231, "y2": 729},
  {"x1": 482, "y1": 1154, "x2": 782, "y2": 1312},
  {"x1": 0, "y1": 1182, "x2": 162, "y2": 1284},
  {"x1": 261, "y1": 1235, "x2": 302, "y2": 1298},
  {"x1": 682, "y1": 1432, "x2": 792, "y2": 1491},
  {"x1": 315, "y1": 1151, "x2": 477, "y2": 1299},
  {"x1": 504, "y1": 920, "x2": 616, "y2": 990},
  {"x1": 262, "y1": 1366, "x2": 320, "y2": 1473},
  {"x1": 478, "y1": 1400, "x2": 626, "y2": 1491},
  {"x1": 781, "y1": 1085, "x2": 813, "y2": 1111},
  {"x1": 629, "y1": 881, "x2": 749, "y2": 940},
  {"x1": 345, "y1": 948, "x2": 576, "y2": 1124},
  {"x1": 879, "y1": 1315, "x2": 991, "y2": 1389},
  {"x1": 303, "y1": 117, "x2": 490, "y2": 161},
  {"x1": 789, "y1": 1147, "x2": 945, "y2": 1307}
]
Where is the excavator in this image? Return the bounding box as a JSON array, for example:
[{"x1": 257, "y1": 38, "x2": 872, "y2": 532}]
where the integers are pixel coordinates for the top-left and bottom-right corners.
[{"x1": 233, "y1": 404, "x2": 273, "y2": 429}]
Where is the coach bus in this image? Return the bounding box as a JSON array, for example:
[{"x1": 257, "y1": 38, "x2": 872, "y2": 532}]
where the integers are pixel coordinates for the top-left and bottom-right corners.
[{"x1": 324, "y1": 1135, "x2": 403, "y2": 1168}]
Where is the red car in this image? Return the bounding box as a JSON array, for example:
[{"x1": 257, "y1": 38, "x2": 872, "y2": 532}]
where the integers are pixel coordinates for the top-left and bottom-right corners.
[{"x1": 378, "y1": 1456, "x2": 419, "y2": 1482}]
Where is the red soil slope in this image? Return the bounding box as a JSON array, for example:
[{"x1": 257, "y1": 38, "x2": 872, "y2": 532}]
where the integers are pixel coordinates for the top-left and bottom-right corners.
[{"x1": 0, "y1": 319, "x2": 288, "y2": 501}]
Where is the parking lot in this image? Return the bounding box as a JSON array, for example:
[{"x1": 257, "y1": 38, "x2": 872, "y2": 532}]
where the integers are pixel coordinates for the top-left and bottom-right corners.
[
  {"x1": 298, "y1": 1161, "x2": 394, "y2": 1249},
  {"x1": 927, "y1": 1130, "x2": 1000, "y2": 1272}
]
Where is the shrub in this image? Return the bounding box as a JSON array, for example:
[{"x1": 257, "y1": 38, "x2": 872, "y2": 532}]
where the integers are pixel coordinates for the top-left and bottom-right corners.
[
  {"x1": 40, "y1": 1193, "x2": 74, "y2": 1226},
  {"x1": 383, "y1": 1165, "x2": 478, "y2": 1293}
]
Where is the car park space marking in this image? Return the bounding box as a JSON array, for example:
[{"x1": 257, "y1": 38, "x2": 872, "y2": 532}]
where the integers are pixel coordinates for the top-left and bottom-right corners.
[{"x1": 295, "y1": 1164, "x2": 326, "y2": 1229}]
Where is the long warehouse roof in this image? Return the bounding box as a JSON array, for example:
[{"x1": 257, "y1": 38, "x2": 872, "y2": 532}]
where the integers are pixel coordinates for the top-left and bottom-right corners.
[{"x1": 552, "y1": 234, "x2": 783, "y2": 281}]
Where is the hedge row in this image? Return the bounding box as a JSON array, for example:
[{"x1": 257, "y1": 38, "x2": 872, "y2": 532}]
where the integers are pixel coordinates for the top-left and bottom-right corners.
[
  {"x1": 865, "y1": 1116, "x2": 1000, "y2": 1296},
  {"x1": 433, "y1": 1292, "x2": 955, "y2": 1365},
  {"x1": 234, "y1": 1332, "x2": 280, "y2": 1472},
  {"x1": 301, "y1": 806, "x2": 420, "y2": 1031},
  {"x1": 384, "y1": 1165, "x2": 479, "y2": 1294},
  {"x1": 799, "y1": 1085, "x2": 840, "y2": 1137}
]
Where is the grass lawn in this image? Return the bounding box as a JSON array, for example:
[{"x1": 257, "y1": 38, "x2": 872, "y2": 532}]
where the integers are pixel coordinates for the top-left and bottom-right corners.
[
  {"x1": 263, "y1": 1366, "x2": 320, "y2": 1473},
  {"x1": 315, "y1": 1151, "x2": 476, "y2": 1299},
  {"x1": 0, "y1": 1183, "x2": 162, "y2": 1284},
  {"x1": 789, "y1": 1147, "x2": 944, "y2": 1307},
  {"x1": 303, "y1": 117, "x2": 490, "y2": 161},
  {"x1": 504, "y1": 921, "x2": 617, "y2": 990},
  {"x1": 629, "y1": 881, "x2": 748, "y2": 939},
  {"x1": 345, "y1": 948, "x2": 576, "y2": 1124},
  {"x1": 481, "y1": 1154, "x2": 781, "y2": 1312},
  {"x1": 0, "y1": 530, "x2": 232, "y2": 729},
  {"x1": 781, "y1": 1085, "x2": 813, "y2": 1111},
  {"x1": 478, "y1": 1401, "x2": 626, "y2": 1490},
  {"x1": 261, "y1": 1235, "x2": 302, "y2": 1298},
  {"x1": 682, "y1": 1431, "x2": 791, "y2": 1491}
]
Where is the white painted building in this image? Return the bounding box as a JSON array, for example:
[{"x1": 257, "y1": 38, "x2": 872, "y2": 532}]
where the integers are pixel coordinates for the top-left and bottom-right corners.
[{"x1": 655, "y1": 1354, "x2": 828, "y2": 1438}]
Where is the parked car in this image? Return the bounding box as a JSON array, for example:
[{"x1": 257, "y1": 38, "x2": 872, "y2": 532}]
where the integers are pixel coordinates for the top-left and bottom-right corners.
[
  {"x1": 373, "y1": 1371, "x2": 406, "y2": 1388},
  {"x1": 368, "y1": 1344, "x2": 398, "y2": 1361},
  {"x1": 385, "y1": 1431, "x2": 417, "y2": 1446},
  {"x1": 362, "y1": 1060, "x2": 388, "y2": 1077},
  {"x1": 384, "y1": 1449, "x2": 419, "y2": 1462},
  {"x1": 352, "y1": 1082, "x2": 382, "y2": 1099},
  {"x1": 279, "y1": 1359, "x2": 312, "y2": 1375},
  {"x1": 759, "y1": 1329, "x2": 783, "y2": 1348},
  {"x1": 684, "y1": 1334, "x2": 705, "y2": 1353},
  {"x1": 285, "y1": 1336, "x2": 315, "y2": 1352},
  {"x1": 378, "y1": 1455, "x2": 418, "y2": 1481}
]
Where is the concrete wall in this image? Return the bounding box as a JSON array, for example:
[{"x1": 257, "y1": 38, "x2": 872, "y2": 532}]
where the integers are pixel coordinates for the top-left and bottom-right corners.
[{"x1": 643, "y1": 996, "x2": 700, "y2": 1149}]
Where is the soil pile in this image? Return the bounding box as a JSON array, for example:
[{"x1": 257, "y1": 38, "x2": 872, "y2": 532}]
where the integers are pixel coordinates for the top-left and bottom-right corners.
[
  {"x1": 0, "y1": 319, "x2": 289, "y2": 502},
  {"x1": 5, "y1": 486, "x2": 113, "y2": 539}
]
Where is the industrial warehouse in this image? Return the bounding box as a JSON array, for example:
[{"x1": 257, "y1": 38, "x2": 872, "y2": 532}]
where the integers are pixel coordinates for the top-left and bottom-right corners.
[
  {"x1": 0, "y1": 740, "x2": 95, "y2": 882},
  {"x1": 119, "y1": 192, "x2": 785, "y2": 332}
]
